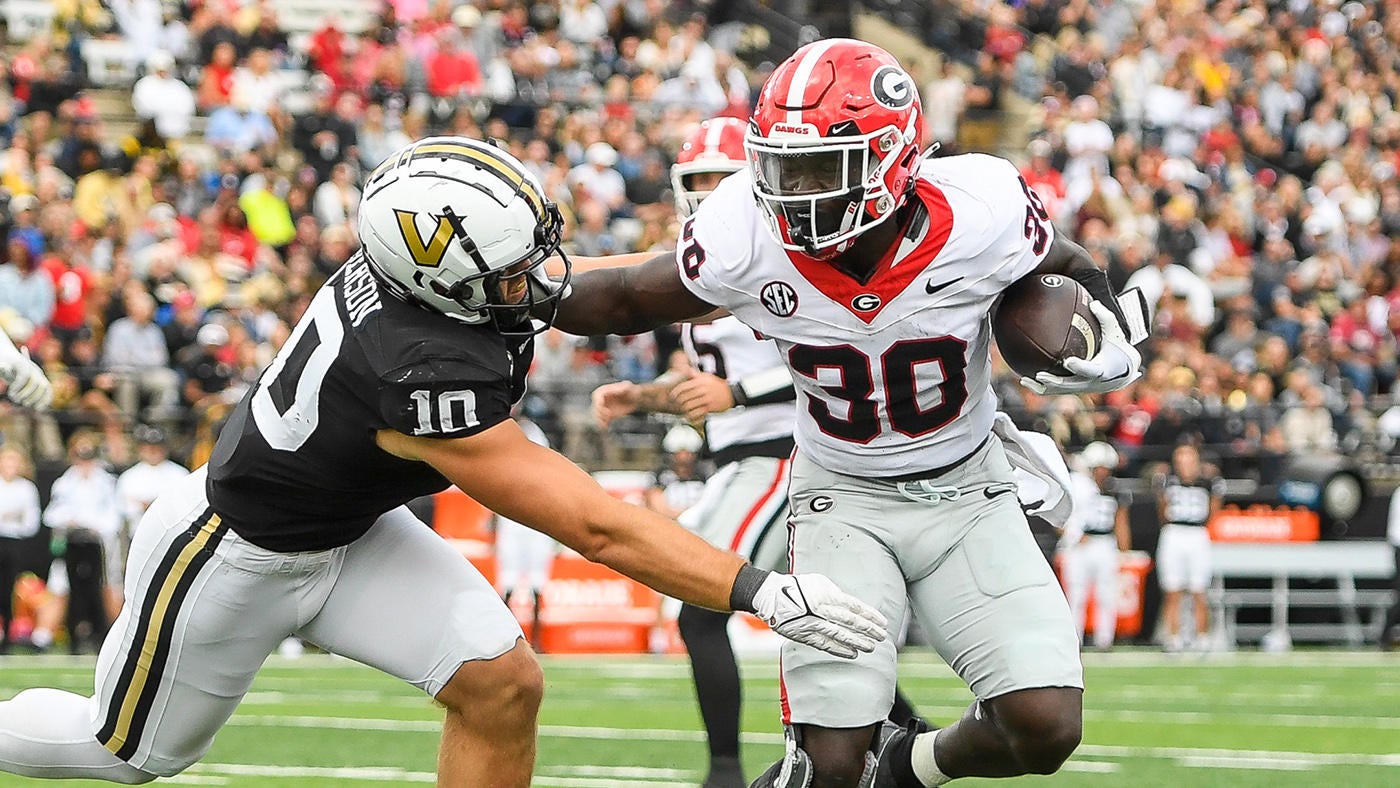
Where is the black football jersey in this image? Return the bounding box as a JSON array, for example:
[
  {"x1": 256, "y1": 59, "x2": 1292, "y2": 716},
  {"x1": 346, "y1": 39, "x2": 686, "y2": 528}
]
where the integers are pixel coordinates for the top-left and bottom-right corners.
[
  {"x1": 206, "y1": 253, "x2": 532, "y2": 551},
  {"x1": 1159, "y1": 475, "x2": 1221, "y2": 526}
]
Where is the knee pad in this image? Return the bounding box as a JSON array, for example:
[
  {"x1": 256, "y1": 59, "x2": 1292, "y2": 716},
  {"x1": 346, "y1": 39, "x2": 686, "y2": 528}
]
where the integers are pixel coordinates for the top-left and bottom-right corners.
[{"x1": 749, "y1": 727, "x2": 812, "y2": 788}]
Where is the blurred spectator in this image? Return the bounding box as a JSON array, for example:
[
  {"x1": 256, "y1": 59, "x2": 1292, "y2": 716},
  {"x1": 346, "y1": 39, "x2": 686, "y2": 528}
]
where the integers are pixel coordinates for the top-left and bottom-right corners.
[
  {"x1": 0, "y1": 234, "x2": 56, "y2": 330},
  {"x1": 102, "y1": 289, "x2": 179, "y2": 422},
  {"x1": 569, "y1": 143, "x2": 627, "y2": 214},
  {"x1": 196, "y1": 41, "x2": 239, "y2": 111},
  {"x1": 1278, "y1": 384, "x2": 1338, "y2": 455},
  {"x1": 426, "y1": 30, "x2": 483, "y2": 100},
  {"x1": 114, "y1": 425, "x2": 186, "y2": 549},
  {"x1": 40, "y1": 432, "x2": 121, "y2": 652},
  {"x1": 293, "y1": 92, "x2": 359, "y2": 183},
  {"x1": 1020, "y1": 138, "x2": 1065, "y2": 222},
  {"x1": 109, "y1": 0, "x2": 165, "y2": 70},
  {"x1": 230, "y1": 48, "x2": 284, "y2": 120},
  {"x1": 0, "y1": 446, "x2": 41, "y2": 653},
  {"x1": 312, "y1": 162, "x2": 361, "y2": 229},
  {"x1": 358, "y1": 104, "x2": 412, "y2": 171},
  {"x1": 204, "y1": 90, "x2": 277, "y2": 154},
  {"x1": 131, "y1": 51, "x2": 196, "y2": 141}
]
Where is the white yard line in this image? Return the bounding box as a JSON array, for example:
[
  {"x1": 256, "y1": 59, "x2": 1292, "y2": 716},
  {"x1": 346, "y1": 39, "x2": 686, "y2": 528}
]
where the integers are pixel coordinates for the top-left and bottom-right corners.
[
  {"x1": 187, "y1": 763, "x2": 435, "y2": 782},
  {"x1": 227, "y1": 714, "x2": 1400, "y2": 767},
  {"x1": 1060, "y1": 760, "x2": 1121, "y2": 773}
]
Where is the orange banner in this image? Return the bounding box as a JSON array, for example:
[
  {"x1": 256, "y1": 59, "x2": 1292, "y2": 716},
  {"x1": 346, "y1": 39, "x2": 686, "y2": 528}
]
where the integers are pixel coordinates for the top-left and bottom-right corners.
[{"x1": 1207, "y1": 506, "x2": 1319, "y2": 542}]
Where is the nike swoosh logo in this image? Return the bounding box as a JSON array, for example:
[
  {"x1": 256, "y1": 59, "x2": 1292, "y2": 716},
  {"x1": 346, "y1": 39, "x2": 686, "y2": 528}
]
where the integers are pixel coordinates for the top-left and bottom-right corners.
[
  {"x1": 779, "y1": 585, "x2": 806, "y2": 612},
  {"x1": 984, "y1": 487, "x2": 1015, "y2": 500},
  {"x1": 925, "y1": 278, "x2": 958, "y2": 295}
]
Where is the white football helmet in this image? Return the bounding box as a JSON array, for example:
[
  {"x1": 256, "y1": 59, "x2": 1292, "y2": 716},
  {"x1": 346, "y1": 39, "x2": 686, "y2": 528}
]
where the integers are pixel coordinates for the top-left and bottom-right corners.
[
  {"x1": 1081, "y1": 441, "x2": 1119, "y2": 471},
  {"x1": 359, "y1": 136, "x2": 569, "y2": 334}
]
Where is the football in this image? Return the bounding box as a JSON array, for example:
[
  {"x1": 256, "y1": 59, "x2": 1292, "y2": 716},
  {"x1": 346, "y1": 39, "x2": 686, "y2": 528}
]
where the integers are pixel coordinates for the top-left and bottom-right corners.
[{"x1": 993, "y1": 274, "x2": 1102, "y2": 379}]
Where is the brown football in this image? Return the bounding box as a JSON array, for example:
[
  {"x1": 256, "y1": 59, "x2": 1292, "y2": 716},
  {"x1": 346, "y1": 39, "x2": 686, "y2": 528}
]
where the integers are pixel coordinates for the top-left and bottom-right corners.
[{"x1": 993, "y1": 274, "x2": 1102, "y2": 379}]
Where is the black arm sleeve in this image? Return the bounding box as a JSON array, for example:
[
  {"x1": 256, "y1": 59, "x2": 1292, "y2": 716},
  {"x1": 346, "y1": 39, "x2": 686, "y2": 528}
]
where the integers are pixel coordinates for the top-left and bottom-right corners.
[{"x1": 1069, "y1": 264, "x2": 1130, "y2": 333}]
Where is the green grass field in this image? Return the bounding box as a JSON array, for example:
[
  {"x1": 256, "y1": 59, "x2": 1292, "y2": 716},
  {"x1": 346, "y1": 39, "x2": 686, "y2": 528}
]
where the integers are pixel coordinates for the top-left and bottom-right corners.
[{"x1": 1, "y1": 649, "x2": 1397, "y2": 787}]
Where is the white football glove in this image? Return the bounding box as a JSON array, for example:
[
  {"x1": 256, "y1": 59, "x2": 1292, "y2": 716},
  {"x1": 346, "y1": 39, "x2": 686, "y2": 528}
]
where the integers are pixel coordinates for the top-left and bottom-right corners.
[
  {"x1": 0, "y1": 344, "x2": 52, "y2": 410},
  {"x1": 751, "y1": 572, "x2": 888, "y2": 659},
  {"x1": 1021, "y1": 301, "x2": 1142, "y2": 396}
]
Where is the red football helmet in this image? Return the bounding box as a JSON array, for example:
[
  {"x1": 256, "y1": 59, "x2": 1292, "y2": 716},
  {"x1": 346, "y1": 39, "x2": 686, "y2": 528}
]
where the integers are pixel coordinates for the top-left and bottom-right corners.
[
  {"x1": 672, "y1": 117, "x2": 748, "y2": 217},
  {"x1": 746, "y1": 39, "x2": 924, "y2": 257}
]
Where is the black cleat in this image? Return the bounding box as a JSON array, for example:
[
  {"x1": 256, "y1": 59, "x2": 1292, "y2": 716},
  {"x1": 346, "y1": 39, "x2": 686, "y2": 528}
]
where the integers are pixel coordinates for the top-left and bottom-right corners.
[{"x1": 703, "y1": 755, "x2": 745, "y2": 788}]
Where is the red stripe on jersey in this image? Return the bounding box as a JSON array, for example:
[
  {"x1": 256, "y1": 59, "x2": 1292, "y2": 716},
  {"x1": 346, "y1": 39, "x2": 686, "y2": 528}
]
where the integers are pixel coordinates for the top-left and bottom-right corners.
[
  {"x1": 779, "y1": 657, "x2": 792, "y2": 725},
  {"x1": 784, "y1": 179, "x2": 954, "y2": 323},
  {"x1": 728, "y1": 458, "x2": 790, "y2": 553}
]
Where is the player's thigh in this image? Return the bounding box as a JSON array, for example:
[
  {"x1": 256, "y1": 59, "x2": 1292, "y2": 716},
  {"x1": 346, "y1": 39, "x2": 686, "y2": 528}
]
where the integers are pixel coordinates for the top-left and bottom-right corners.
[
  {"x1": 92, "y1": 472, "x2": 299, "y2": 775},
  {"x1": 1156, "y1": 526, "x2": 1187, "y2": 592},
  {"x1": 1090, "y1": 538, "x2": 1119, "y2": 593},
  {"x1": 910, "y1": 491, "x2": 1082, "y2": 700},
  {"x1": 781, "y1": 457, "x2": 904, "y2": 728},
  {"x1": 1186, "y1": 531, "x2": 1212, "y2": 593},
  {"x1": 300, "y1": 505, "x2": 523, "y2": 697},
  {"x1": 683, "y1": 457, "x2": 791, "y2": 566}
]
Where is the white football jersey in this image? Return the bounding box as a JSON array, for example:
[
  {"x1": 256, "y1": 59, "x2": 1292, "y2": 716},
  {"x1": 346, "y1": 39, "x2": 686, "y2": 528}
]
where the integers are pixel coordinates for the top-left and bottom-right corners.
[
  {"x1": 676, "y1": 154, "x2": 1055, "y2": 474},
  {"x1": 681, "y1": 317, "x2": 794, "y2": 452}
]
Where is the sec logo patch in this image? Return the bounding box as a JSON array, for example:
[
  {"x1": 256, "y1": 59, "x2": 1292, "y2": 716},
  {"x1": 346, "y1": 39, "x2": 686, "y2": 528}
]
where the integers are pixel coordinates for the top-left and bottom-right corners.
[{"x1": 761, "y1": 281, "x2": 798, "y2": 317}]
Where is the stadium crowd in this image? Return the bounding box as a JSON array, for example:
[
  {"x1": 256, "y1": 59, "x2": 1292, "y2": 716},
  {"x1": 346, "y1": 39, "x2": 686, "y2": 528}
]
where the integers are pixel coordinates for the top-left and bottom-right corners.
[{"x1": 2, "y1": 0, "x2": 1400, "y2": 649}]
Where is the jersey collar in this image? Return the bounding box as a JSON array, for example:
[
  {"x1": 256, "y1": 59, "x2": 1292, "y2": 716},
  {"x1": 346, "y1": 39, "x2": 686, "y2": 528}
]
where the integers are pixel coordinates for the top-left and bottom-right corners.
[{"x1": 782, "y1": 179, "x2": 954, "y2": 324}]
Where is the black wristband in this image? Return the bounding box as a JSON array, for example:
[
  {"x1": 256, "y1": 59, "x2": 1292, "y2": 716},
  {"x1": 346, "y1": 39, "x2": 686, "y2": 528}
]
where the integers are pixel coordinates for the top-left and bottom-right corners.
[
  {"x1": 729, "y1": 382, "x2": 749, "y2": 407},
  {"x1": 728, "y1": 563, "x2": 771, "y2": 613}
]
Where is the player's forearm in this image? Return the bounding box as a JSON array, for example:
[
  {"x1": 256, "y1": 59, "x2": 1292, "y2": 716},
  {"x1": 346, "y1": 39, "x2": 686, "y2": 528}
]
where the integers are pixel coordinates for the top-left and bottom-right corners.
[
  {"x1": 1038, "y1": 235, "x2": 1130, "y2": 331},
  {"x1": 582, "y1": 499, "x2": 746, "y2": 611},
  {"x1": 636, "y1": 377, "x2": 684, "y2": 413},
  {"x1": 552, "y1": 267, "x2": 664, "y2": 336}
]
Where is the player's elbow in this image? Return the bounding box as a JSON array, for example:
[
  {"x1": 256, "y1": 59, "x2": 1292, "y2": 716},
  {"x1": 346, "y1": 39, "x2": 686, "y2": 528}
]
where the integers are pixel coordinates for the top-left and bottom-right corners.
[{"x1": 571, "y1": 513, "x2": 623, "y2": 565}]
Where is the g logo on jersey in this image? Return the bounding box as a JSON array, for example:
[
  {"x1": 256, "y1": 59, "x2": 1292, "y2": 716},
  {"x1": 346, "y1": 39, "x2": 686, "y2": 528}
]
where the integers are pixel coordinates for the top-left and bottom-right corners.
[
  {"x1": 851, "y1": 293, "x2": 881, "y2": 312},
  {"x1": 761, "y1": 281, "x2": 798, "y2": 317},
  {"x1": 394, "y1": 209, "x2": 455, "y2": 268},
  {"x1": 871, "y1": 65, "x2": 915, "y2": 111},
  {"x1": 810, "y1": 495, "x2": 834, "y2": 513}
]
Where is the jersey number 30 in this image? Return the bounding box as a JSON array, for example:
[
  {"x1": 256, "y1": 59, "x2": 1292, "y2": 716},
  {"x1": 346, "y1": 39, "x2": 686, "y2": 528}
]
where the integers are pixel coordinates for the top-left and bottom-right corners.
[{"x1": 790, "y1": 337, "x2": 968, "y2": 443}]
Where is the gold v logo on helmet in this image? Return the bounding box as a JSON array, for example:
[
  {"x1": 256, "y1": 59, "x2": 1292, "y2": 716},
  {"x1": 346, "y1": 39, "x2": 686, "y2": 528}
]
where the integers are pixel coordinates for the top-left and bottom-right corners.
[{"x1": 394, "y1": 209, "x2": 455, "y2": 267}]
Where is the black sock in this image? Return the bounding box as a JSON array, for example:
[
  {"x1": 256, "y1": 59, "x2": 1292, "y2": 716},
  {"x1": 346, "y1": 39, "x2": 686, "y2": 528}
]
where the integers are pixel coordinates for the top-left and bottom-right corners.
[
  {"x1": 888, "y1": 725, "x2": 925, "y2": 788},
  {"x1": 889, "y1": 686, "x2": 919, "y2": 726},
  {"x1": 677, "y1": 603, "x2": 742, "y2": 760}
]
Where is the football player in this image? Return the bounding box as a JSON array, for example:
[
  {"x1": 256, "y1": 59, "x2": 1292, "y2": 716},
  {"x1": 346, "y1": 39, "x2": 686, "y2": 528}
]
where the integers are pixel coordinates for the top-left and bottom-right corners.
[
  {"x1": 1065, "y1": 442, "x2": 1131, "y2": 651},
  {"x1": 492, "y1": 414, "x2": 557, "y2": 650},
  {"x1": 0, "y1": 321, "x2": 52, "y2": 411},
  {"x1": 1155, "y1": 442, "x2": 1222, "y2": 652},
  {"x1": 538, "y1": 40, "x2": 1149, "y2": 787},
  {"x1": 0, "y1": 137, "x2": 888, "y2": 787}
]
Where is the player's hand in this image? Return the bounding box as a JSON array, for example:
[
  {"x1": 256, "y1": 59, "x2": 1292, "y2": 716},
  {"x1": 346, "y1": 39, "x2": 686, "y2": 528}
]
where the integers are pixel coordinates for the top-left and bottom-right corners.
[
  {"x1": 0, "y1": 345, "x2": 53, "y2": 410},
  {"x1": 592, "y1": 381, "x2": 640, "y2": 427},
  {"x1": 751, "y1": 573, "x2": 888, "y2": 659},
  {"x1": 1020, "y1": 302, "x2": 1141, "y2": 395},
  {"x1": 669, "y1": 371, "x2": 734, "y2": 421}
]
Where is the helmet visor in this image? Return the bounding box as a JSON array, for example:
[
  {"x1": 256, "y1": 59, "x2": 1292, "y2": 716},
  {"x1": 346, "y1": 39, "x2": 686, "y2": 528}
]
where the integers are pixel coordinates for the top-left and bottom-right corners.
[{"x1": 751, "y1": 143, "x2": 872, "y2": 198}]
